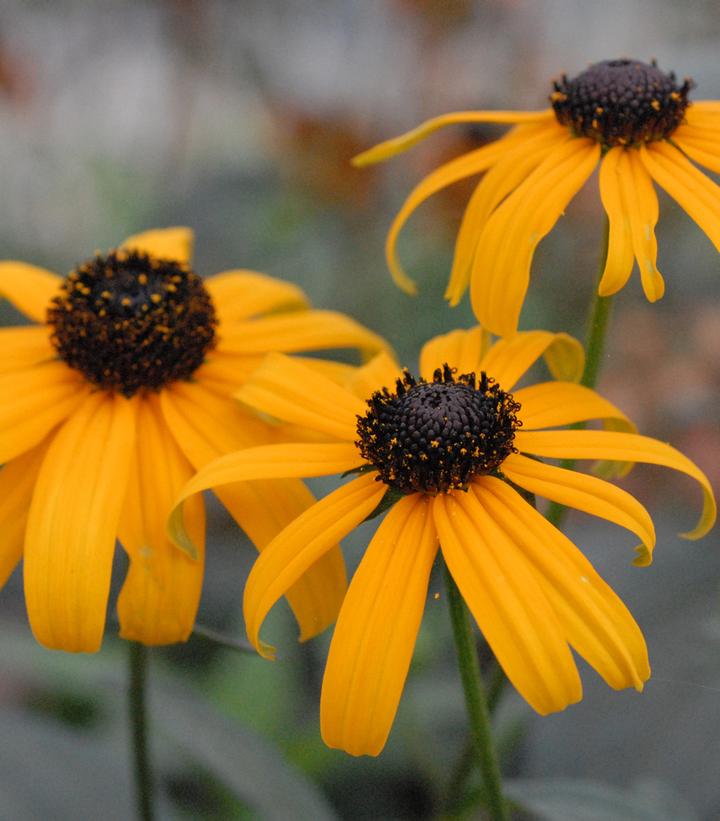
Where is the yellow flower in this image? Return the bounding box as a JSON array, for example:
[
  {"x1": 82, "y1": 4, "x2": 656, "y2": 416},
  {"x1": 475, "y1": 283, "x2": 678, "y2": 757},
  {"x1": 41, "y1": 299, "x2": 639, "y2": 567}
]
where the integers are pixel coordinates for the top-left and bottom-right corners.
[
  {"x1": 0, "y1": 226, "x2": 387, "y2": 652},
  {"x1": 170, "y1": 326, "x2": 715, "y2": 756},
  {"x1": 356, "y1": 58, "x2": 720, "y2": 336}
]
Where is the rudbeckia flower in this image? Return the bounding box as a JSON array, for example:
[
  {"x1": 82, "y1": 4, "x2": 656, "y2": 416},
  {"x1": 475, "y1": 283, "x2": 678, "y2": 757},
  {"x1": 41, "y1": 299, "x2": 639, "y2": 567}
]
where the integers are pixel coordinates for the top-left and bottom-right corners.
[
  {"x1": 170, "y1": 326, "x2": 715, "y2": 756},
  {"x1": 355, "y1": 58, "x2": 720, "y2": 336},
  {"x1": 0, "y1": 226, "x2": 386, "y2": 652}
]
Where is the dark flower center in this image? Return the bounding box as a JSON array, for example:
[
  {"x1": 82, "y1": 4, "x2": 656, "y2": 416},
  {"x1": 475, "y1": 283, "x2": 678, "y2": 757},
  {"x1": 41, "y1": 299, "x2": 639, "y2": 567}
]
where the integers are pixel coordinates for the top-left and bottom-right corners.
[
  {"x1": 550, "y1": 59, "x2": 693, "y2": 147},
  {"x1": 47, "y1": 250, "x2": 217, "y2": 397},
  {"x1": 356, "y1": 364, "x2": 521, "y2": 495}
]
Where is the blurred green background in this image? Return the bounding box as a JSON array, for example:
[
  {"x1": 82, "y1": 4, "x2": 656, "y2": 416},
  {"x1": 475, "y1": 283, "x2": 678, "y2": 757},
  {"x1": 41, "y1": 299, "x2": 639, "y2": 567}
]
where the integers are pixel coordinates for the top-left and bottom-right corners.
[{"x1": 1, "y1": 1, "x2": 719, "y2": 818}]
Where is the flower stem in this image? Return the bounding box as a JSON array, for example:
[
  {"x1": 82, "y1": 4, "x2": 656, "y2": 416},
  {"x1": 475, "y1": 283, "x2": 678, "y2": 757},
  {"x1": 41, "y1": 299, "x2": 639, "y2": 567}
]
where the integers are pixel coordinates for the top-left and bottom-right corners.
[
  {"x1": 444, "y1": 563, "x2": 509, "y2": 821},
  {"x1": 546, "y1": 216, "x2": 613, "y2": 527},
  {"x1": 129, "y1": 642, "x2": 154, "y2": 821}
]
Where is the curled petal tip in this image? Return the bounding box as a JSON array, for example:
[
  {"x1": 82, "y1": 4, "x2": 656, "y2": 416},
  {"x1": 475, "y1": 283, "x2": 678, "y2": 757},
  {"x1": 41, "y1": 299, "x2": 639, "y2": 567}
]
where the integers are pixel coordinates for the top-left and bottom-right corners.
[{"x1": 632, "y1": 543, "x2": 654, "y2": 567}]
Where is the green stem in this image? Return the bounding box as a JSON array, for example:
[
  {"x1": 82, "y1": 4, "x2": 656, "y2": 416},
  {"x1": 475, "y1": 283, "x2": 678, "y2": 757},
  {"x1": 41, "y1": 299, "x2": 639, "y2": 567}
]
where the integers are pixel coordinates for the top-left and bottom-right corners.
[
  {"x1": 129, "y1": 642, "x2": 154, "y2": 821},
  {"x1": 444, "y1": 563, "x2": 509, "y2": 821},
  {"x1": 546, "y1": 216, "x2": 613, "y2": 527}
]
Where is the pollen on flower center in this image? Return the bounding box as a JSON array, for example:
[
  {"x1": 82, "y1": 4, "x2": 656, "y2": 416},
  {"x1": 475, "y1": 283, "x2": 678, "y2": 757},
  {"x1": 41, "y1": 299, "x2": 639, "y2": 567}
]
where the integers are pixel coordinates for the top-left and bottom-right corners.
[
  {"x1": 356, "y1": 364, "x2": 521, "y2": 495},
  {"x1": 47, "y1": 250, "x2": 217, "y2": 396},
  {"x1": 550, "y1": 59, "x2": 693, "y2": 147}
]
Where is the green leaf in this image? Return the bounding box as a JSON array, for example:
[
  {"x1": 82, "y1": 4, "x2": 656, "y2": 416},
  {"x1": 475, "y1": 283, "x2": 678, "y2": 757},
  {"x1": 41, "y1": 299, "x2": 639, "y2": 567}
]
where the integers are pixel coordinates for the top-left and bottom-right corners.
[{"x1": 363, "y1": 486, "x2": 404, "y2": 522}]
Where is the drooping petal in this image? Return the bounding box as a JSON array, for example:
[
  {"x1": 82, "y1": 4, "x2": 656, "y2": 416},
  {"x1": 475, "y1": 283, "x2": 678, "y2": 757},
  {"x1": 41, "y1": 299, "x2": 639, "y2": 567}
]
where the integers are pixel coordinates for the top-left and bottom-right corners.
[
  {"x1": 0, "y1": 362, "x2": 89, "y2": 463},
  {"x1": 477, "y1": 477, "x2": 649, "y2": 690},
  {"x1": 0, "y1": 436, "x2": 52, "y2": 589},
  {"x1": 0, "y1": 326, "x2": 55, "y2": 374},
  {"x1": 515, "y1": 429, "x2": 716, "y2": 540},
  {"x1": 434, "y1": 490, "x2": 582, "y2": 714},
  {"x1": 478, "y1": 330, "x2": 584, "y2": 390},
  {"x1": 470, "y1": 138, "x2": 600, "y2": 337},
  {"x1": 514, "y1": 381, "x2": 634, "y2": 432},
  {"x1": 640, "y1": 141, "x2": 720, "y2": 252},
  {"x1": 598, "y1": 148, "x2": 635, "y2": 296},
  {"x1": 673, "y1": 126, "x2": 720, "y2": 175},
  {"x1": 446, "y1": 123, "x2": 568, "y2": 304},
  {"x1": 419, "y1": 326, "x2": 490, "y2": 380},
  {"x1": 218, "y1": 311, "x2": 387, "y2": 359},
  {"x1": 502, "y1": 453, "x2": 655, "y2": 564},
  {"x1": 0, "y1": 262, "x2": 62, "y2": 322},
  {"x1": 120, "y1": 227, "x2": 194, "y2": 264},
  {"x1": 160, "y1": 384, "x2": 348, "y2": 643},
  {"x1": 117, "y1": 395, "x2": 205, "y2": 645},
  {"x1": 352, "y1": 109, "x2": 554, "y2": 166},
  {"x1": 243, "y1": 473, "x2": 386, "y2": 658},
  {"x1": 235, "y1": 353, "x2": 363, "y2": 440},
  {"x1": 206, "y1": 270, "x2": 308, "y2": 324},
  {"x1": 24, "y1": 392, "x2": 136, "y2": 652},
  {"x1": 320, "y1": 495, "x2": 438, "y2": 756}
]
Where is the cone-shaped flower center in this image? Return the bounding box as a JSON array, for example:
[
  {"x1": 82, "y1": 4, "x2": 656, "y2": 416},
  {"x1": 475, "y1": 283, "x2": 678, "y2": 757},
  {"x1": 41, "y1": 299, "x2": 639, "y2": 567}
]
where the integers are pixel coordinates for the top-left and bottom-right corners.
[
  {"x1": 550, "y1": 59, "x2": 693, "y2": 147},
  {"x1": 48, "y1": 250, "x2": 217, "y2": 396},
  {"x1": 356, "y1": 364, "x2": 521, "y2": 495}
]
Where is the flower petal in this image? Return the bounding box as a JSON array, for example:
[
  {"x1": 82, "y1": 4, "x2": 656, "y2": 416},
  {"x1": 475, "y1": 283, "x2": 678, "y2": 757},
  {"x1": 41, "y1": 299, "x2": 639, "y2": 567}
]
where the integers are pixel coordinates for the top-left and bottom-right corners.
[
  {"x1": 419, "y1": 326, "x2": 490, "y2": 380},
  {"x1": 640, "y1": 141, "x2": 720, "y2": 252},
  {"x1": 120, "y1": 227, "x2": 194, "y2": 264},
  {"x1": 673, "y1": 127, "x2": 720, "y2": 175},
  {"x1": 24, "y1": 392, "x2": 136, "y2": 651},
  {"x1": 206, "y1": 270, "x2": 308, "y2": 323},
  {"x1": 471, "y1": 138, "x2": 600, "y2": 337},
  {"x1": 0, "y1": 436, "x2": 52, "y2": 589},
  {"x1": 0, "y1": 262, "x2": 62, "y2": 322},
  {"x1": 243, "y1": 473, "x2": 386, "y2": 658},
  {"x1": 515, "y1": 430, "x2": 716, "y2": 540},
  {"x1": 434, "y1": 489, "x2": 582, "y2": 714},
  {"x1": 478, "y1": 330, "x2": 584, "y2": 390},
  {"x1": 235, "y1": 353, "x2": 363, "y2": 440},
  {"x1": 160, "y1": 384, "x2": 348, "y2": 643},
  {"x1": 477, "y1": 477, "x2": 649, "y2": 690},
  {"x1": 320, "y1": 495, "x2": 437, "y2": 756},
  {"x1": 346, "y1": 351, "x2": 403, "y2": 400},
  {"x1": 0, "y1": 362, "x2": 89, "y2": 463},
  {"x1": 218, "y1": 310, "x2": 388, "y2": 359},
  {"x1": 514, "y1": 381, "x2": 634, "y2": 431},
  {"x1": 502, "y1": 453, "x2": 655, "y2": 564},
  {"x1": 0, "y1": 326, "x2": 55, "y2": 374},
  {"x1": 117, "y1": 395, "x2": 205, "y2": 645},
  {"x1": 598, "y1": 148, "x2": 635, "y2": 296},
  {"x1": 352, "y1": 109, "x2": 554, "y2": 166}
]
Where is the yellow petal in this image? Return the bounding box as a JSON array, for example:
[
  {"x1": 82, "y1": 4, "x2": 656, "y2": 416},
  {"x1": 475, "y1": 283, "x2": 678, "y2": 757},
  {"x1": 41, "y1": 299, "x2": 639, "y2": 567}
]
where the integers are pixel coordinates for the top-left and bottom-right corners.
[
  {"x1": 120, "y1": 227, "x2": 194, "y2": 264},
  {"x1": 0, "y1": 436, "x2": 52, "y2": 589},
  {"x1": 192, "y1": 352, "x2": 266, "y2": 395},
  {"x1": 502, "y1": 453, "x2": 655, "y2": 563},
  {"x1": 0, "y1": 362, "x2": 89, "y2": 463},
  {"x1": 419, "y1": 326, "x2": 490, "y2": 381},
  {"x1": 514, "y1": 381, "x2": 634, "y2": 431},
  {"x1": 446, "y1": 123, "x2": 567, "y2": 305},
  {"x1": 478, "y1": 330, "x2": 584, "y2": 390},
  {"x1": 243, "y1": 473, "x2": 386, "y2": 658},
  {"x1": 218, "y1": 310, "x2": 388, "y2": 359},
  {"x1": 320, "y1": 495, "x2": 437, "y2": 756},
  {"x1": 346, "y1": 351, "x2": 403, "y2": 401},
  {"x1": 235, "y1": 353, "x2": 363, "y2": 440},
  {"x1": 160, "y1": 384, "x2": 348, "y2": 643},
  {"x1": 434, "y1": 489, "x2": 582, "y2": 714},
  {"x1": 117, "y1": 395, "x2": 206, "y2": 645},
  {"x1": 478, "y1": 477, "x2": 649, "y2": 689},
  {"x1": 515, "y1": 429, "x2": 716, "y2": 540},
  {"x1": 470, "y1": 138, "x2": 600, "y2": 337},
  {"x1": 352, "y1": 109, "x2": 554, "y2": 166},
  {"x1": 640, "y1": 141, "x2": 720, "y2": 252},
  {"x1": 673, "y1": 127, "x2": 720, "y2": 175},
  {"x1": 598, "y1": 148, "x2": 635, "y2": 296},
  {"x1": 24, "y1": 392, "x2": 136, "y2": 652},
  {"x1": 0, "y1": 262, "x2": 62, "y2": 322},
  {"x1": 206, "y1": 270, "x2": 308, "y2": 324},
  {"x1": 0, "y1": 326, "x2": 55, "y2": 374}
]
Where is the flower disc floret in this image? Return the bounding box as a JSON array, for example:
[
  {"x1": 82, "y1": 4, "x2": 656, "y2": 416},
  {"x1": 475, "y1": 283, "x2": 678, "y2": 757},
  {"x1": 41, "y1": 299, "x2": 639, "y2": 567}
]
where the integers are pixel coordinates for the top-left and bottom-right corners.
[
  {"x1": 47, "y1": 250, "x2": 217, "y2": 396},
  {"x1": 356, "y1": 363, "x2": 521, "y2": 495},
  {"x1": 551, "y1": 58, "x2": 693, "y2": 147}
]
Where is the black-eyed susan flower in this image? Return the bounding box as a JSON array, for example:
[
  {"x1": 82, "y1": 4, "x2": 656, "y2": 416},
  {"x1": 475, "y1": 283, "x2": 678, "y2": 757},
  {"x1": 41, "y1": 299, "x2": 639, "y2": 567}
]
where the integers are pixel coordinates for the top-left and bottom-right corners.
[
  {"x1": 355, "y1": 58, "x2": 720, "y2": 337},
  {"x1": 169, "y1": 326, "x2": 715, "y2": 756},
  {"x1": 0, "y1": 227, "x2": 387, "y2": 652}
]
